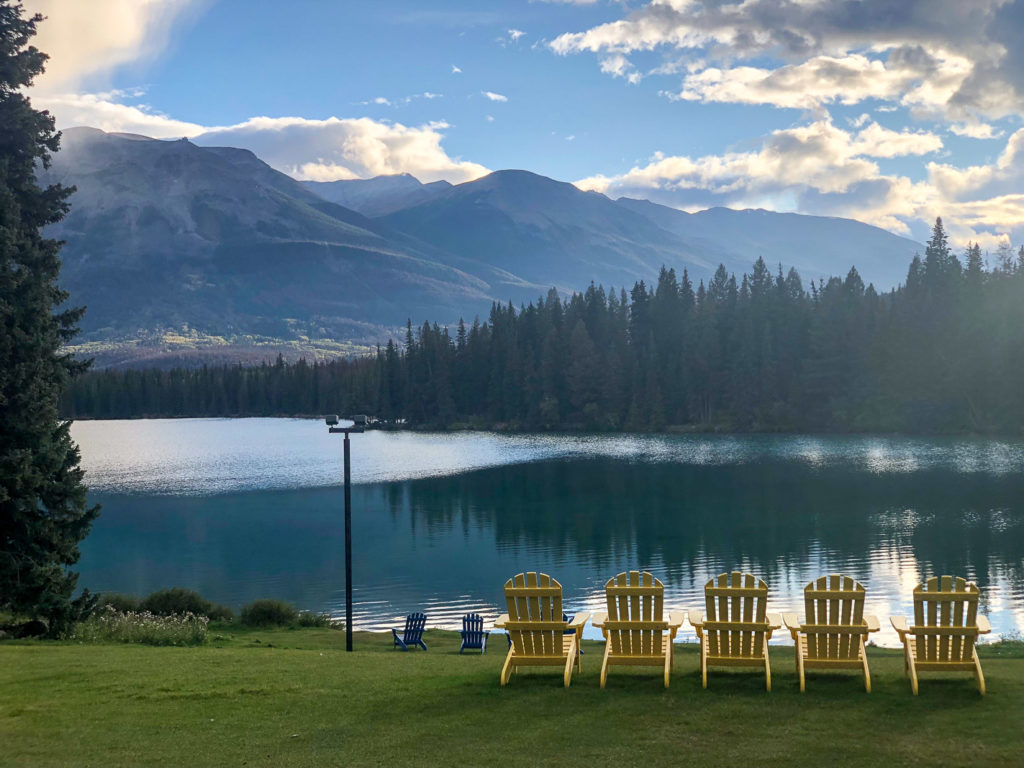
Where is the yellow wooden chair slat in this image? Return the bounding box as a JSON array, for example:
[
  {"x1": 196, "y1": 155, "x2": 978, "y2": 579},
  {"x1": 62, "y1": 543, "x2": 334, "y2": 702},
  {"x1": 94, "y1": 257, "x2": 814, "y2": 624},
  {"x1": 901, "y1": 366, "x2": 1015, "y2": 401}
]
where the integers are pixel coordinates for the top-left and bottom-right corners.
[
  {"x1": 890, "y1": 575, "x2": 990, "y2": 695},
  {"x1": 783, "y1": 574, "x2": 879, "y2": 693},
  {"x1": 591, "y1": 570, "x2": 685, "y2": 689},
  {"x1": 495, "y1": 572, "x2": 589, "y2": 687},
  {"x1": 689, "y1": 571, "x2": 780, "y2": 691}
]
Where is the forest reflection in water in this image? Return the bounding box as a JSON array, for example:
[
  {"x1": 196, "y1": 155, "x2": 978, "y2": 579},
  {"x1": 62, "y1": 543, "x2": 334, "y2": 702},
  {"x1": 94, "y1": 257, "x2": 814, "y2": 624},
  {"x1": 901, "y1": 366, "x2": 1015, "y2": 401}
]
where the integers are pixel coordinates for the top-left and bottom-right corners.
[{"x1": 82, "y1": 454, "x2": 1024, "y2": 647}]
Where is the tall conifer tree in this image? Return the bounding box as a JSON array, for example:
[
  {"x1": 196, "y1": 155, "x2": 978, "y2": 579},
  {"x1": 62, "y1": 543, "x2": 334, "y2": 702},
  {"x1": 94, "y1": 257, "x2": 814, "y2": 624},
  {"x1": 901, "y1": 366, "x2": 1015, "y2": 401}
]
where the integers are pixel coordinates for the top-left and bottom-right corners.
[{"x1": 1, "y1": 2, "x2": 97, "y2": 634}]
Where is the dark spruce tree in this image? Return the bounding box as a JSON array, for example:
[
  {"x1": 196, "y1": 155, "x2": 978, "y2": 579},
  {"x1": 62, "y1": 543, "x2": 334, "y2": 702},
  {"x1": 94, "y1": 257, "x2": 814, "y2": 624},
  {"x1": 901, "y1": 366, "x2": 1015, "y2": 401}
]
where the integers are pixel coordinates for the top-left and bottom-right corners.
[{"x1": 0, "y1": 3, "x2": 97, "y2": 636}]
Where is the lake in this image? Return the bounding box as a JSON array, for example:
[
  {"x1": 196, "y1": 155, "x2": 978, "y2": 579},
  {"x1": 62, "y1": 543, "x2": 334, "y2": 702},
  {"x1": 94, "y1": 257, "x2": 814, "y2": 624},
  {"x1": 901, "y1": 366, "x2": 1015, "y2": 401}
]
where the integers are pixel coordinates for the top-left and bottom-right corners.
[{"x1": 72, "y1": 419, "x2": 1024, "y2": 647}]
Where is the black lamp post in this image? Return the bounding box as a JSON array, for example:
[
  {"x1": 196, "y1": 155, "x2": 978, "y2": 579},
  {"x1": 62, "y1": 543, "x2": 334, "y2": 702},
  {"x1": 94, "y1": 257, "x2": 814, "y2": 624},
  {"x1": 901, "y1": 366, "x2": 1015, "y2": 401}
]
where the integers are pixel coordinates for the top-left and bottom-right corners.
[{"x1": 325, "y1": 414, "x2": 367, "y2": 651}]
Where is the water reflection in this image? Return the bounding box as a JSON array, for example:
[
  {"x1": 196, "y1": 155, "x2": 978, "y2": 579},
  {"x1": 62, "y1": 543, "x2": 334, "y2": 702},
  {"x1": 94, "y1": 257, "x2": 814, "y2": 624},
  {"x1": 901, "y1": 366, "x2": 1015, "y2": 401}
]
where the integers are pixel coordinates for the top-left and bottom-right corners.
[
  {"x1": 72, "y1": 419, "x2": 1024, "y2": 495},
  {"x1": 81, "y1": 454, "x2": 1024, "y2": 648}
]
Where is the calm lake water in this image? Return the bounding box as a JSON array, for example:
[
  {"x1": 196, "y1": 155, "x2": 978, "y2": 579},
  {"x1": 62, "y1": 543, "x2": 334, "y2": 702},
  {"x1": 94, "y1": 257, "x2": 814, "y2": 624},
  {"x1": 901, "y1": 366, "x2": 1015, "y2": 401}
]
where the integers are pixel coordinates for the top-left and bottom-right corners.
[{"x1": 72, "y1": 419, "x2": 1024, "y2": 647}]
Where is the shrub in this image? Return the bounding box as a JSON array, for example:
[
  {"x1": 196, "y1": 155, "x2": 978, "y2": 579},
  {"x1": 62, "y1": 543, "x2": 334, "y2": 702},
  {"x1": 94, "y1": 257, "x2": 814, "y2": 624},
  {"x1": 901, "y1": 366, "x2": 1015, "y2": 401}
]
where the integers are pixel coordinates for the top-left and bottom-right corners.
[
  {"x1": 296, "y1": 610, "x2": 337, "y2": 628},
  {"x1": 96, "y1": 593, "x2": 140, "y2": 613},
  {"x1": 139, "y1": 588, "x2": 234, "y2": 622},
  {"x1": 71, "y1": 606, "x2": 208, "y2": 646},
  {"x1": 205, "y1": 603, "x2": 235, "y2": 622},
  {"x1": 241, "y1": 599, "x2": 298, "y2": 627}
]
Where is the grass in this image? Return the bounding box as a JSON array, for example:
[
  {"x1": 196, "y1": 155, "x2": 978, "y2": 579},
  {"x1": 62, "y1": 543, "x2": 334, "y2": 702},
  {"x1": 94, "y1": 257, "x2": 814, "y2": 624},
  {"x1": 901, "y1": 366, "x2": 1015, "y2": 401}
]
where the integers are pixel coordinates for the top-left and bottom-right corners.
[{"x1": 2, "y1": 627, "x2": 1023, "y2": 767}]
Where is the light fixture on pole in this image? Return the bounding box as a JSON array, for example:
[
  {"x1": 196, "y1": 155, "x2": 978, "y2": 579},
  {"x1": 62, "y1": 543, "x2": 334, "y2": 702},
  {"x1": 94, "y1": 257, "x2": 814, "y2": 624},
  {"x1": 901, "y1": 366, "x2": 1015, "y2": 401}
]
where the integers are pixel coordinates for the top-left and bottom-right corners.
[{"x1": 325, "y1": 414, "x2": 367, "y2": 651}]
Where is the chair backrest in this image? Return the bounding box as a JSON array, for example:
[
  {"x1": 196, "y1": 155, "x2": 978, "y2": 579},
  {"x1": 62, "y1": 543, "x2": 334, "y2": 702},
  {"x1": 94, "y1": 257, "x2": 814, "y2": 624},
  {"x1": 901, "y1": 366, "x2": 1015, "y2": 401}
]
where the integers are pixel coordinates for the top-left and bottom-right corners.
[
  {"x1": 402, "y1": 612, "x2": 427, "y2": 643},
  {"x1": 504, "y1": 572, "x2": 565, "y2": 658},
  {"x1": 913, "y1": 575, "x2": 981, "y2": 663},
  {"x1": 802, "y1": 574, "x2": 867, "y2": 661},
  {"x1": 604, "y1": 571, "x2": 665, "y2": 657},
  {"x1": 462, "y1": 613, "x2": 485, "y2": 644},
  {"x1": 703, "y1": 571, "x2": 769, "y2": 659}
]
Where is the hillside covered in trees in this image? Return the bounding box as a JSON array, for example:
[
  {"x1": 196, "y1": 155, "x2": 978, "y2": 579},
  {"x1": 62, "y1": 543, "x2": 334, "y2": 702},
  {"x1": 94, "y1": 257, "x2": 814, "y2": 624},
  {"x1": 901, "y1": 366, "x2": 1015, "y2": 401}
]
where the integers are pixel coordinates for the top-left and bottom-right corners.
[{"x1": 63, "y1": 220, "x2": 1024, "y2": 434}]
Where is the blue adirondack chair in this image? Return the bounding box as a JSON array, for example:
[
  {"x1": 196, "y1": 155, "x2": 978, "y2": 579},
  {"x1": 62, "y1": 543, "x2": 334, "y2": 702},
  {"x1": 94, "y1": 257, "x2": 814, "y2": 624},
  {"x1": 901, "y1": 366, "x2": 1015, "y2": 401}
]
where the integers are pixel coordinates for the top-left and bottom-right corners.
[
  {"x1": 505, "y1": 612, "x2": 582, "y2": 653},
  {"x1": 459, "y1": 613, "x2": 489, "y2": 654},
  {"x1": 392, "y1": 612, "x2": 428, "y2": 651}
]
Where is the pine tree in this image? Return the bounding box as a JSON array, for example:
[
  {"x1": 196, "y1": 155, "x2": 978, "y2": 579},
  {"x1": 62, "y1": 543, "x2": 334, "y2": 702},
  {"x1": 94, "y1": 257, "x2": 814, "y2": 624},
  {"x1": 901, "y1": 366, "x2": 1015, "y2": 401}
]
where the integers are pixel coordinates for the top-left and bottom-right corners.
[
  {"x1": 0, "y1": 3, "x2": 98, "y2": 635},
  {"x1": 566, "y1": 319, "x2": 601, "y2": 417}
]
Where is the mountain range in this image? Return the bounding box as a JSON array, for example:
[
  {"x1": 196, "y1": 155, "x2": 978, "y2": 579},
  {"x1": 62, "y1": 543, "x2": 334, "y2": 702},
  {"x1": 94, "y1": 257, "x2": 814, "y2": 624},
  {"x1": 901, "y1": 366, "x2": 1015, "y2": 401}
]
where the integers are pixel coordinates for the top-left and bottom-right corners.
[{"x1": 42, "y1": 127, "x2": 923, "y2": 366}]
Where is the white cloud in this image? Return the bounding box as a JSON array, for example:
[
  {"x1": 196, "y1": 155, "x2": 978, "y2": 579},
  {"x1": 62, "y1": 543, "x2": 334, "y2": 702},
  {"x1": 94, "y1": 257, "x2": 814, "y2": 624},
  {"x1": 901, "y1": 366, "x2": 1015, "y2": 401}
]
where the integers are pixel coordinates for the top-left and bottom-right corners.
[
  {"x1": 666, "y1": 52, "x2": 973, "y2": 116},
  {"x1": 26, "y1": 0, "x2": 200, "y2": 93},
  {"x1": 362, "y1": 92, "x2": 443, "y2": 107},
  {"x1": 508, "y1": 28, "x2": 525, "y2": 41},
  {"x1": 600, "y1": 54, "x2": 642, "y2": 84},
  {"x1": 852, "y1": 123, "x2": 943, "y2": 158},
  {"x1": 482, "y1": 91, "x2": 508, "y2": 102},
  {"x1": 36, "y1": 91, "x2": 205, "y2": 137},
  {"x1": 195, "y1": 116, "x2": 490, "y2": 184},
  {"x1": 550, "y1": 0, "x2": 1022, "y2": 124},
  {"x1": 485, "y1": 115, "x2": 495, "y2": 122},
  {"x1": 574, "y1": 120, "x2": 1024, "y2": 245},
  {"x1": 451, "y1": 65, "x2": 462, "y2": 74},
  {"x1": 950, "y1": 122, "x2": 1004, "y2": 140},
  {"x1": 43, "y1": 90, "x2": 488, "y2": 185}
]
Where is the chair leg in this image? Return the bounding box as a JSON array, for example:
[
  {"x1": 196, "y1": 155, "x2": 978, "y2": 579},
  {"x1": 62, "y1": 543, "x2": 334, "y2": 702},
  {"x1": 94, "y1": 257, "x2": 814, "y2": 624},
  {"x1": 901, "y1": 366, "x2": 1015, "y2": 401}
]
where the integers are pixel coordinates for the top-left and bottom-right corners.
[
  {"x1": 796, "y1": 637, "x2": 805, "y2": 693},
  {"x1": 701, "y1": 640, "x2": 708, "y2": 689},
  {"x1": 764, "y1": 637, "x2": 772, "y2": 693},
  {"x1": 906, "y1": 645, "x2": 919, "y2": 695},
  {"x1": 500, "y1": 648, "x2": 515, "y2": 686},
  {"x1": 861, "y1": 640, "x2": 872, "y2": 694},
  {"x1": 600, "y1": 641, "x2": 611, "y2": 689},
  {"x1": 663, "y1": 648, "x2": 672, "y2": 689},
  {"x1": 974, "y1": 650, "x2": 986, "y2": 696},
  {"x1": 563, "y1": 640, "x2": 576, "y2": 687}
]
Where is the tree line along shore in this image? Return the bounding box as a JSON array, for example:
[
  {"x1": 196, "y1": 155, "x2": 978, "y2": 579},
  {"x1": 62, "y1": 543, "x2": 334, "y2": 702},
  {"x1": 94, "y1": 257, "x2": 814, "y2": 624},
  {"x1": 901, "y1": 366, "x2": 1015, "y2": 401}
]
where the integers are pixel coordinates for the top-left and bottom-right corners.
[{"x1": 64, "y1": 219, "x2": 1024, "y2": 435}]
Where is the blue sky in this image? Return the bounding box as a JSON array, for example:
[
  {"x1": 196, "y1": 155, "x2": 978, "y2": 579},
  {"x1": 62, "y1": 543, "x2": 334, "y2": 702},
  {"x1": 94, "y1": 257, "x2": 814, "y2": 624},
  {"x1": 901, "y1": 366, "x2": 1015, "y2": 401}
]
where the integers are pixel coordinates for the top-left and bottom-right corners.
[{"x1": 25, "y1": 0, "x2": 1024, "y2": 248}]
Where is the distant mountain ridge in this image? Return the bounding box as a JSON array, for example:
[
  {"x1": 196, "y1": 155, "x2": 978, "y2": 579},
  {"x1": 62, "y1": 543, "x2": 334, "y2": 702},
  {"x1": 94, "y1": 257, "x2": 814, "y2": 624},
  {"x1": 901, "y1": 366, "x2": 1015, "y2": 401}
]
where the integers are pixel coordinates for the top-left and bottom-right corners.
[
  {"x1": 44, "y1": 127, "x2": 923, "y2": 367},
  {"x1": 615, "y1": 198, "x2": 917, "y2": 290},
  {"x1": 303, "y1": 174, "x2": 452, "y2": 217},
  {"x1": 381, "y1": 169, "x2": 728, "y2": 294},
  {"x1": 41, "y1": 128, "x2": 501, "y2": 352}
]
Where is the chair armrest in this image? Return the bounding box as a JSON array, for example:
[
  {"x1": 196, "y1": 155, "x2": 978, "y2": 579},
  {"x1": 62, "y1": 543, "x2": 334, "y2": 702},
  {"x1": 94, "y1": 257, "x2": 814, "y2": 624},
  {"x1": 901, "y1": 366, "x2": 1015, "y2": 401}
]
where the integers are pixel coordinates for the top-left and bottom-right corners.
[
  {"x1": 890, "y1": 616, "x2": 909, "y2": 637},
  {"x1": 766, "y1": 613, "x2": 782, "y2": 630},
  {"x1": 591, "y1": 612, "x2": 608, "y2": 629},
  {"x1": 782, "y1": 612, "x2": 801, "y2": 639},
  {"x1": 688, "y1": 609, "x2": 704, "y2": 628},
  {"x1": 667, "y1": 611, "x2": 686, "y2": 630},
  {"x1": 977, "y1": 615, "x2": 992, "y2": 634},
  {"x1": 494, "y1": 613, "x2": 509, "y2": 629},
  {"x1": 567, "y1": 611, "x2": 590, "y2": 630},
  {"x1": 865, "y1": 615, "x2": 880, "y2": 633}
]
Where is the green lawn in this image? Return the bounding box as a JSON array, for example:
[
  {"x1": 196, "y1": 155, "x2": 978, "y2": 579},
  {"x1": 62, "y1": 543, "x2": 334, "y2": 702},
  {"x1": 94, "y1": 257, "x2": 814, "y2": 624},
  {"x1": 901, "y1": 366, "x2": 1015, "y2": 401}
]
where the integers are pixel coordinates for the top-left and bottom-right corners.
[{"x1": 2, "y1": 628, "x2": 1023, "y2": 767}]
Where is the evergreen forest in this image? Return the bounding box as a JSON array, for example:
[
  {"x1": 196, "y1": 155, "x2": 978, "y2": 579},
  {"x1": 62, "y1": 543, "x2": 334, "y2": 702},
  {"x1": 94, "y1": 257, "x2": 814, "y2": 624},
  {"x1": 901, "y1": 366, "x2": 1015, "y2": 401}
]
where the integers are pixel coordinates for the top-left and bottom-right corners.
[{"x1": 63, "y1": 219, "x2": 1024, "y2": 434}]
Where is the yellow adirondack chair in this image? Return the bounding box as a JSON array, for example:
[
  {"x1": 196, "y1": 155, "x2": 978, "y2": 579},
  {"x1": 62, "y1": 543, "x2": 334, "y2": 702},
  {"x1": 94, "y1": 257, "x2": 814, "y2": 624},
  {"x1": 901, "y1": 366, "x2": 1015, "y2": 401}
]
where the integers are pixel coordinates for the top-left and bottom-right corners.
[
  {"x1": 689, "y1": 571, "x2": 781, "y2": 690},
  {"x1": 782, "y1": 574, "x2": 880, "y2": 692},
  {"x1": 591, "y1": 571, "x2": 686, "y2": 688},
  {"x1": 891, "y1": 575, "x2": 991, "y2": 695},
  {"x1": 494, "y1": 572, "x2": 590, "y2": 687}
]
